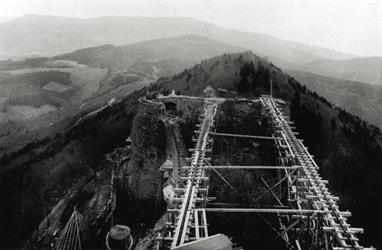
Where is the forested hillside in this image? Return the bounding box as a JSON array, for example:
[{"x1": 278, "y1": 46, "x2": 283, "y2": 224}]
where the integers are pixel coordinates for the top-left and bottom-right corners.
[
  {"x1": 287, "y1": 70, "x2": 382, "y2": 129},
  {"x1": 155, "y1": 52, "x2": 382, "y2": 247},
  {"x1": 0, "y1": 52, "x2": 380, "y2": 248}
]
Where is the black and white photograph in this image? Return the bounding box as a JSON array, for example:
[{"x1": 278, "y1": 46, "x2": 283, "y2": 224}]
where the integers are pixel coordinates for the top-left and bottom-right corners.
[{"x1": 0, "y1": 0, "x2": 381, "y2": 249}]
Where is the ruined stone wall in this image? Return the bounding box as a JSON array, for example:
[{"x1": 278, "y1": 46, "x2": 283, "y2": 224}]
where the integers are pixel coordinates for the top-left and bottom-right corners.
[{"x1": 127, "y1": 103, "x2": 166, "y2": 201}]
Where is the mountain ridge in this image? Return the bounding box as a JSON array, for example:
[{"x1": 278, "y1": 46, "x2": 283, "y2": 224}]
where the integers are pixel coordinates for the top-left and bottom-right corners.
[
  {"x1": 292, "y1": 56, "x2": 382, "y2": 85},
  {"x1": 53, "y1": 34, "x2": 247, "y2": 76},
  {"x1": 0, "y1": 14, "x2": 356, "y2": 63},
  {"x1": 288, "y1": 69, "x2": 382, "y2": 128},
  {"x1": 1, "y1": 33, "x2": 380, "y2": 132}
]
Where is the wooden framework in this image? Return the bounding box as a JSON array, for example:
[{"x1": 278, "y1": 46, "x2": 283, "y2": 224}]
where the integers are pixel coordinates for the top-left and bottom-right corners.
[
  {"x1": 259, "y1": 95, "x2": 367, "y2": 250},
  {"x1": 156, "y1": 94, "x2": 370, "y2": 250},
  {"x1": 156, "y1": 100, "x2": 218, "y2": 249},
  {"x1": 209, "y1": 132, "x2": 282, "y2": 140}
]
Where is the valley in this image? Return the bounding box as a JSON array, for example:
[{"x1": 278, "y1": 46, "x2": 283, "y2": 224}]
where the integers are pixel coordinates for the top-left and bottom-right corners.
[
  {"x1": 0, "y1": 60, "x2": 151, "y2": 159},
  {"x1": 0, "y1": 34, "x2": 246, "y2": 156}
]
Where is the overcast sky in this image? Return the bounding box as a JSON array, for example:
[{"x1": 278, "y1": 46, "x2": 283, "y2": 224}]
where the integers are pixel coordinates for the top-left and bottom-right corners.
[{"x1": 1, "y1": 0, "x2": 381, "y2": 57}]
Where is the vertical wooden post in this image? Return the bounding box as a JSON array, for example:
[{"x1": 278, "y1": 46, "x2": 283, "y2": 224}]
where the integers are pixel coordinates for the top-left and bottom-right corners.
[
  {"x1": 194, "y1": 210, "x2": 200, "y2": 240},
  {"x1": 270, "y1": 80, "x2": 273, "y2": 97}
]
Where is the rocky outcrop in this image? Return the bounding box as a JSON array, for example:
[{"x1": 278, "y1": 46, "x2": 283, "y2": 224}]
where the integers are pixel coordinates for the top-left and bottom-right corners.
[{"x1": 126, "y1": 102, "x2": 166, "y2": 201}]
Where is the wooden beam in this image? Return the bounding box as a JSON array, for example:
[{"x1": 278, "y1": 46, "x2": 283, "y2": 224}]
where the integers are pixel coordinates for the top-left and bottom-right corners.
[
  {"x1": 204, "y1": 208, "x2": 332, "y2": 214},
  {"x1": 202, "y1": 209, "x2": 208, "y2": 237},
  {"x1": 209, "y1": 132, "x2": 282, "y2": 140},
  {"x1": 181, "y1": 165, "x2": 301, "y2": 170},
  {"x1": 323, "y1": 227, "x2": 364, "y2": 234},
  {"x1": 194, "y1": 210, "x2": 200, "y2": 240}
]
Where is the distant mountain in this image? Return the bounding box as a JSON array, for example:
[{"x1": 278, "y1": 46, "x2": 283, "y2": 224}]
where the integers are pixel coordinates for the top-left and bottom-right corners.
[
  {"x1": 0, "y1": 14, "x2": 355, "y2": 65},
  {"x1": 288, "y1": 70, "x2": 382, "y2": 128},
  {"x1": 54, "y1": 34, "x2": 247, "y2": 76},
  {"x1": 292, "y1": 57, "x2": 382, "y2": 85},
  {"x1": 0, "y1": 35, "x2": 244, "y2": 133},
  {"x1": 1, "y1": 33, "x2": 380, "y2": 131}
]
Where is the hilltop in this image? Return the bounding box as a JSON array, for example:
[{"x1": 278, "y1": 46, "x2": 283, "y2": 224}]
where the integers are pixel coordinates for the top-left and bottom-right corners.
[
  {"x1": 0, "y1": 52, "x2": 380, "y2": 248},
  {"x1": 155, "y1": 52, "x2": 381, "y2": 246}
]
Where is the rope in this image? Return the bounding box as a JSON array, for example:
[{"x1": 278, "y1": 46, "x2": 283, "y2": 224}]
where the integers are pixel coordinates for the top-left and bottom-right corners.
[
  {"x1": 55, "y1": 209, "x2": 83, "y2": 250},
  {"x1": 203, "y1": 158, "x2": 238, "y2": 193}
]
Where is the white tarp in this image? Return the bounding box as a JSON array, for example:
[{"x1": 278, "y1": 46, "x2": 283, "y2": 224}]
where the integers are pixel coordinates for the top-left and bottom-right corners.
[{"x1": 172, "y1": 234, "x2": 232, "y2": 250}]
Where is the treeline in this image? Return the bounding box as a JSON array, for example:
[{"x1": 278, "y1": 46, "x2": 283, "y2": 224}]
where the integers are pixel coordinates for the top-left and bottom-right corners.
[
  {"x1": 1, "y1": 70, "x2": 72, "y2": 87},
  {"x1": 0, "y1": 57, "x2": 48, "y2": 70},
  {"x1": 287, "y1": 77, "x2": 332, "y2": 107},
  {"x1": 237, "y1": 62, "x2": 272, "y2": 95},
  {"x1": 0, "y1": 136, "x2": 52, "y2": 167},
  {"x1": 290, "y1": 91, "x2": 325, "y2": 153},
  {"x1": 286, "y1": 75, "x2": 381, "y2": 247}
]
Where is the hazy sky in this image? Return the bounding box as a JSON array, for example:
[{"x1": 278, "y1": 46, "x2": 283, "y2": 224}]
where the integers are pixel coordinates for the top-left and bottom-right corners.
[{"x1": 1, "y1": 0, "x2": 381, "y2": 57}]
